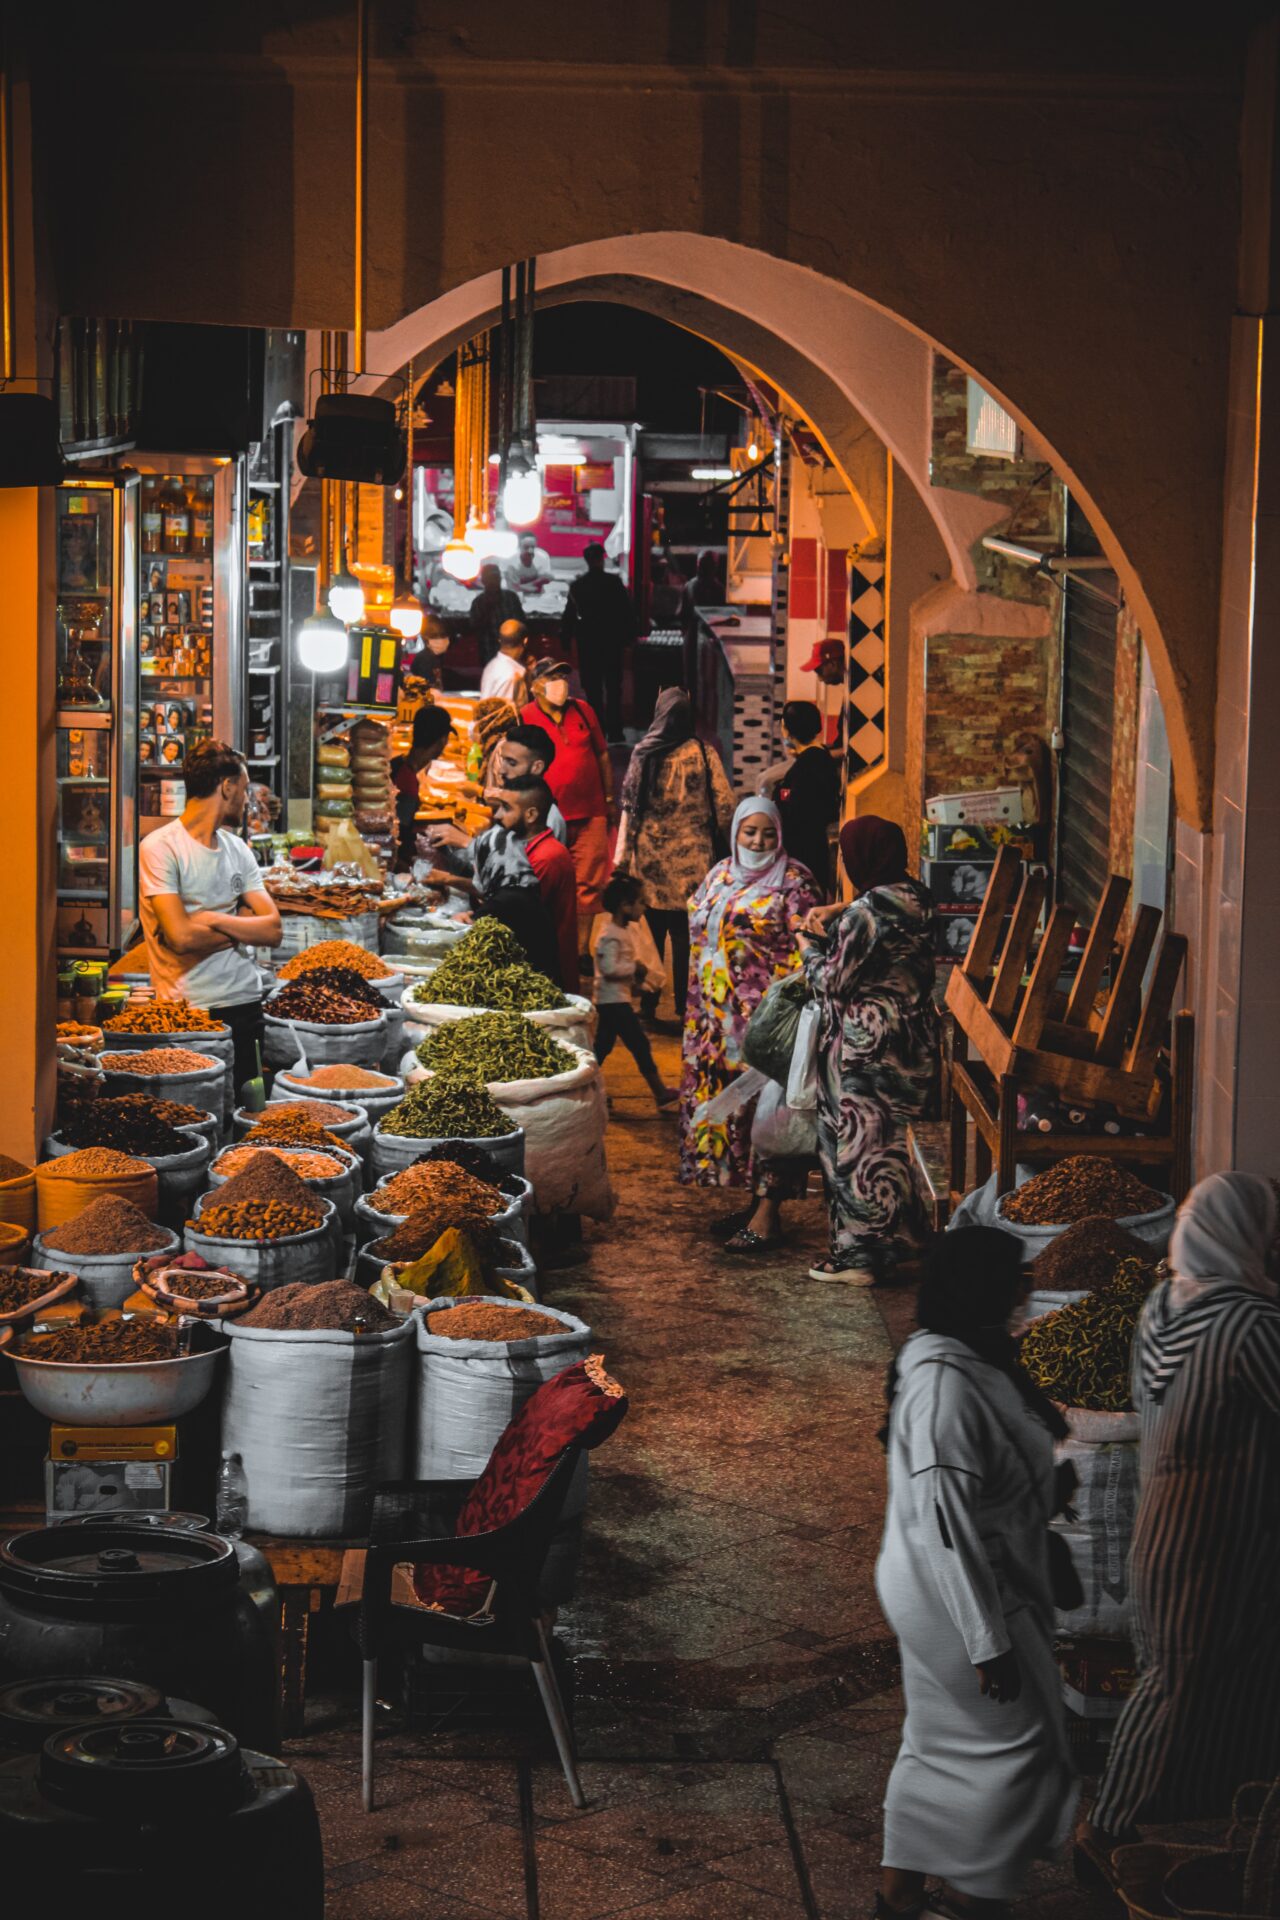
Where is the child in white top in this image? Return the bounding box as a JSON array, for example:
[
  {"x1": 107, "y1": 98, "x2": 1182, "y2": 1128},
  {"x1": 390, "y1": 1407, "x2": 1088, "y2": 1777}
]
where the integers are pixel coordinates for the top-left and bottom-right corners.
[{"x1": 593, "y1": 874, "x2": 678, "y2": 1109}]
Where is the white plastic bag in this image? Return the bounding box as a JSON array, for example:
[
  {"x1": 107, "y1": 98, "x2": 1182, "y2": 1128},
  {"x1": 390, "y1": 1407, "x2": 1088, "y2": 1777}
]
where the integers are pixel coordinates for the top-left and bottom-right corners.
[
  {"x1": 751, "y1": 1079, "x2": 818, "y2": 1159},
  {"x1": 786, "y1": 1002, "x2": 821, "y2": 1111}
]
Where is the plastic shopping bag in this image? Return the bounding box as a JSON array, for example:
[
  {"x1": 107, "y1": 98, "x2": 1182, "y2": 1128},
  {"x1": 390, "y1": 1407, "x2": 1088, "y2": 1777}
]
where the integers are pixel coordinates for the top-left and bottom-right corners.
[
  {"x1": 786, "y1": 1002, "x2": 821, "y2": 1111},
  {"x1": 750, "y1": 1079, "x2": 818, "y2": 1159},
  {"x1": 742, "y1": 972, "x2": 811, "y2": 1085}
]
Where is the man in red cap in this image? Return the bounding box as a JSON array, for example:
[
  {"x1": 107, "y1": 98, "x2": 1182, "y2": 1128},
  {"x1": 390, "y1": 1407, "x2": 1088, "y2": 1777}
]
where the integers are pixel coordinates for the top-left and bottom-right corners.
[{"x1": 520, "y1": 656, "x2": 614, "y2": 968}]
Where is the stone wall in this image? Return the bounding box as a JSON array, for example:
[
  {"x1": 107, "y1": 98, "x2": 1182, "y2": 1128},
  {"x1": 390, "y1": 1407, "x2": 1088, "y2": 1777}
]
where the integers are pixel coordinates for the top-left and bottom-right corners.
[{"x1": 922, "y1": 631, "x2": 1053, "y2": 801}]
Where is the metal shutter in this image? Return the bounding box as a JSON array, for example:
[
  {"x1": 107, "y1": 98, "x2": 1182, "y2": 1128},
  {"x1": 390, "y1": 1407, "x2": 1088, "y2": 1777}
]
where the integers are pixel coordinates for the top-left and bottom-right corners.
[{"x1": 1056, "y1": 501, "x2": 1117, "y2": 918}]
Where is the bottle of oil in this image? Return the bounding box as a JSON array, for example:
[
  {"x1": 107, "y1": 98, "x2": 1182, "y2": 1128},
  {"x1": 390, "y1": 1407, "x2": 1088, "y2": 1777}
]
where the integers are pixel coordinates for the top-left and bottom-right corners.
[
  {"x1": 191, "y1": 476, "x2": 214, "y2": 556},
  {"x1": 141, "y1": 477, "x2": 163, "y2": 555},
  {"x1": 162, "y1": 476, "x2": 191, "y2": 555}
]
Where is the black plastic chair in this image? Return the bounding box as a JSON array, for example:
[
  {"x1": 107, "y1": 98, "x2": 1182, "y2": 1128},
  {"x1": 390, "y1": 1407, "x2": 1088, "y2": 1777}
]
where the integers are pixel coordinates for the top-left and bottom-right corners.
[{"x1": 354, "y1": 1448, "x2": 585, "y2": 1812}]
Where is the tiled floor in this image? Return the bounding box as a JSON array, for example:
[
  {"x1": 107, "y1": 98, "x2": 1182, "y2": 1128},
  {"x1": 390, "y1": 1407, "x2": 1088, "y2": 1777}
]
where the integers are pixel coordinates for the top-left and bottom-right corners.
[{"x1": 289, "y1": 1030, "x2": 1111, "y2": 1918}]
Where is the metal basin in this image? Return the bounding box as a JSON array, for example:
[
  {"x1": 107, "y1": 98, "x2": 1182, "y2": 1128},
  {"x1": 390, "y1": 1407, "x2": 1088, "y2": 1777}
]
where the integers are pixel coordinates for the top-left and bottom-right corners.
[{"x1": 6, "y1": 1344, "x2": 223, "y2": 1426}]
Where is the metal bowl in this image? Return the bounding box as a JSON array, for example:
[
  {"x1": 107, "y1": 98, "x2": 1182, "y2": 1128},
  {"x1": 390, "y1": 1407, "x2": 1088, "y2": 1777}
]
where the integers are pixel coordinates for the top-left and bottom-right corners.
[{"x1": 5, "y1": 1343, "x2": 223, "y2": 1426}]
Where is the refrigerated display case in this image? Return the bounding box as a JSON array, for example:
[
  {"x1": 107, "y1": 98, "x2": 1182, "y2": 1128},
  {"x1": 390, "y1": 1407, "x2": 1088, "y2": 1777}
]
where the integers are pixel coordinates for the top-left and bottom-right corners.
[
  {"x1": 55, "y1": 476, "x2": 140, "y2": 961},
  {"x1": 131, "y1": 455, "x2": 245, "y2": 834}
]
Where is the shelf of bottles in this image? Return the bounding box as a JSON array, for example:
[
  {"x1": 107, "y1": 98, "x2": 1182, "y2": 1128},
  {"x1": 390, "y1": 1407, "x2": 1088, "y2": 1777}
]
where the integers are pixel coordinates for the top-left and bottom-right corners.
[
  {"x1": 137, "y1": 473, "x2": 216, "y2": 828},
  {"x1": 245, "y1": 419, "x2": 290, "y2": 819}
]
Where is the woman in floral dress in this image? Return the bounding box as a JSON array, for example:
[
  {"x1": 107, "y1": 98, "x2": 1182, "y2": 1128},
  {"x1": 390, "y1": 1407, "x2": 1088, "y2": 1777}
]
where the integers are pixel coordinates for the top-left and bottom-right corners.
[
  {"x1": 617, "y1": 689, "x2": 734, "y2": 1022},
  {"x1": 798, "y1": 816, "x2": 938, "y2": 1282},
  {"x1": 679, "y1": 797, "x2": 823, "y2": 1245}
]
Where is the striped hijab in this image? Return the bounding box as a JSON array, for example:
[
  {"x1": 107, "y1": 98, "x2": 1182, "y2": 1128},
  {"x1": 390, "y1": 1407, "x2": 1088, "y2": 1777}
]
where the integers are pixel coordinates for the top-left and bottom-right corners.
[{"x1": 1139, "y1": 1172, "x2": 1277, "y2": 1406}]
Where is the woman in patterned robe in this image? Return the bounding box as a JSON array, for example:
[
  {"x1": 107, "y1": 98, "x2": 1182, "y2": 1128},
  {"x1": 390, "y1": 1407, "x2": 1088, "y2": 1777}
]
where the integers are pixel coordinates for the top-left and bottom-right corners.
[
  {"x1": 798, "y1": 816, "x2": 938, "y2": 1282},
  {"x1": 1078, "y1": 1172, "x2": 1280, "y2": 1876},
  {"x1": 678, "y1": 797, "x2": 822, "y2": 1238}
]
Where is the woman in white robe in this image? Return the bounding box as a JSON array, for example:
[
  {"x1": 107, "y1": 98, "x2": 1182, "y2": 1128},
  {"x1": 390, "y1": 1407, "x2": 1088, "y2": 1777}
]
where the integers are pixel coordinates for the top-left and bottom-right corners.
[{"x1": 876, "y1": 1227, "x2": 1077, "y2": 1915}]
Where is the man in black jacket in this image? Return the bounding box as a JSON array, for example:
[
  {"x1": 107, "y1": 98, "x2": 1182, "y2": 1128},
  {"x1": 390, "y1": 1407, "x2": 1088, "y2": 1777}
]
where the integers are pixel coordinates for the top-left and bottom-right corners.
[
  {"x1": 771, "y1": 700, "x2": 840, "y2": 897},
  {"x1": 560, "y1": 541, "x2": 636, "y2": 742}
]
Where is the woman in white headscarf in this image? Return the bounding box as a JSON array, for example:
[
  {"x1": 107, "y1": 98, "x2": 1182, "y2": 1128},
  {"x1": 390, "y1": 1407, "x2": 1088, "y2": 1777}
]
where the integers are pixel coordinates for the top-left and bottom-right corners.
[
  {"x1": 1078, "y1": 1171, "x2": 1280, "y2": 1880},
  {"x1": 678, "y1": 797, "x2": 822, "y2": 1241}
]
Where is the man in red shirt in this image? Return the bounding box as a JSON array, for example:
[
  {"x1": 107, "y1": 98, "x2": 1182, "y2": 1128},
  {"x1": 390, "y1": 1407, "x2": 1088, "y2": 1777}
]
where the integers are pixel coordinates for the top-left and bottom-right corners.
[
  {"x1": 494, "y1": 775, "x2": 580, "y2": 992},
  {"x1": 520, "y1": 657, "x2": 614, "y2": 966}
]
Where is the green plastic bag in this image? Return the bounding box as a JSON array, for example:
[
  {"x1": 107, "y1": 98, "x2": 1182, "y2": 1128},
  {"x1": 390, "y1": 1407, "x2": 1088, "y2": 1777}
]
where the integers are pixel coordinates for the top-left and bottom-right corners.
[{"x1": 742, "y1": 971, "x2": 812, "y2": 1086}]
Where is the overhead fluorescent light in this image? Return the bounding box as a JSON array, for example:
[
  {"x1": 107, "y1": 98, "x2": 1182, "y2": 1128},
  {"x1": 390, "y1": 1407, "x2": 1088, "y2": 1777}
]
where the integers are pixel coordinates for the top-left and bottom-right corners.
[{"x1": 691, "y1": 467, "x2": 734, "y2": 480}]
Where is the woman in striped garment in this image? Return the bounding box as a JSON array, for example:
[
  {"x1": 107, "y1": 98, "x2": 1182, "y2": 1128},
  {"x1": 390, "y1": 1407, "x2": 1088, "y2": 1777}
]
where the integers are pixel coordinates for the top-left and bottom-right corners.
[{"x1": 1077, "y1": 1171, "x2": 1280, "y2": 1878}]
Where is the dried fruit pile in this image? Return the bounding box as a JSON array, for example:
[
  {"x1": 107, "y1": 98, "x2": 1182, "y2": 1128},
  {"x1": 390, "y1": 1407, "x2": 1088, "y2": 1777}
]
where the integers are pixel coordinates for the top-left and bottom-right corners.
[
  {"x1": 279, "y1": 941, "x2": 393, "y2": 981},
  {"x1": 415, "y1": 1011, "x2": 576, "y2": 1083},
  {"x1": 380, "y1": 1078, "x2": 513, "y2": 1140},
  {"x1": 415, "y1": 918, "x2": 567, "y2": 1013},
  {"x1": 103, "y1": 1003, "x2": 227, "y2": 1034},
  {"x1": 0, "y1": 1267, "x2": 75, "y2": 1312},
  {"x1": 1031, "y1": 1216, "x2": 1151, "y2": 1294},
  {"x1": 40, "y1": 1147, "x2": 152, "y2": 1180},
  {"x1": 425, "y1": 1302, "x2": 559, "y2": 1342},
  {"x1": 241, "y1": 1109, "x2": 349, "y2": 1152},
  {"x1": 43, "y1": 1195, "x2": 172, "y2": 1254},
  {"x1": 105, "y1": 1049, "x2": 218, "y2": 1075},
  {"x1": 1020, "y1": 1255, "x2": 1157, "y2": 1411},
  {"x1": 24, "y1": 1320, "x2": 180, "y2": 1364},
  {"x1": 149, "y1": 1100, "x2": 211, "y2": 1129},
  {"x1": 59, "y1": 1095, "x2": 192, "y2": 1158},
  {"x1": 269, "y1": 980, "x2": 383, "y2": 1025},
  {"x1": 375, "y1": 1160, "x2": 503, "y2": 1220},
  {"x1": 1001, "y1": 1155, "x2": 1163, "y2": 1227},
  {"x1": 241, "y1": 1280, "x2": 397, "y2": 1331},
  {"x1": 294, "y1": 1064, "x2": 398, "y2": 1091},
  {"x1": 214, "y1": 1145, "x2": 345, "y2": 1181}
]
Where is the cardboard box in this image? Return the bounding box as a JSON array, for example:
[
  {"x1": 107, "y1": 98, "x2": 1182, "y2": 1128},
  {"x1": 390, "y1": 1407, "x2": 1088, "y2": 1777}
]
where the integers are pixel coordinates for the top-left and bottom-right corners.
[
  {"x1": 1058, "y1": 1639, "x2": 1136, "y2": 1719},
  {"x1": 46, "y1": 1456, "x2": 172, "y2": 1520},
  {"x1": 934, "y1": 905, "x2": 981, "y2": 959},
  {"x1": 926, "y1": 785, "x2": 1026, "y2": 827}
]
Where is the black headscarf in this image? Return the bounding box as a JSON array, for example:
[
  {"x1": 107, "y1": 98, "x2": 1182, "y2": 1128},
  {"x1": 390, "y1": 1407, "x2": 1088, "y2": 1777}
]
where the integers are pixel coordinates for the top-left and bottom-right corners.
[{"x1": 880, "y1": 1226, "x2": 1069, "y2": 1446}]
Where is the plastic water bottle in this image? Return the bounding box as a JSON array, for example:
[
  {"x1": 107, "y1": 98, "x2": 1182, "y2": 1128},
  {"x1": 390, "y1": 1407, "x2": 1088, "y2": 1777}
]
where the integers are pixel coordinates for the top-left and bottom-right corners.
[{"x1": 215, "y1": 1451, "x2": 249, "y2": 1539}]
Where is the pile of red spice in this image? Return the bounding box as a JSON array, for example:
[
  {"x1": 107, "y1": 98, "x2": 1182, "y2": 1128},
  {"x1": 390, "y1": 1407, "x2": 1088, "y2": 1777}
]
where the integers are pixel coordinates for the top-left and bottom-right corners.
[
  {"x1": 1002, "y1": 1156, "x2": 1163, "y2": 1227},
  {"x1": 425, "y1": 1302, "x2": 559, "y2": 1342},
  {"x1": 295, "y1": 1065, "x2": 397, "y2": 1090},
  {"x1": 375, "y1": 1160, "x2": 503, "y2": 1219},
  {"x1": 241, "y1": 1280, "x2": 397, "y2": 1331},
  {"x1": 214, "y1": 1145, "x2": 345, "y2": 1181}
]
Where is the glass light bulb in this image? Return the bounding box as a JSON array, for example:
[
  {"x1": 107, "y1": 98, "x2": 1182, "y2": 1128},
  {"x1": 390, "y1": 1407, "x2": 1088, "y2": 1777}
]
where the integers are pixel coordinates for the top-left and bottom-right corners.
[
  {"x1": 388, "y1": 591, "x2": 425, "y2": 640},
  {"x1": 503, "y1": 465, "x2": 543, "y2": 528},
  {"x1": 471, "y1": 524, "x2": 518, "y2": 561},
  {"x1": 327, "y1": 571, "x2": 365, "y2": 625},
  {"x1": 296, "y1": 612, "x2": 348, "y2": 673},
  {"x1": 747, "y1": 440, "x2": 760, "y2": 461},
  {"x1": 440, "y1": 536, "x2": 479, "y2": 582}
]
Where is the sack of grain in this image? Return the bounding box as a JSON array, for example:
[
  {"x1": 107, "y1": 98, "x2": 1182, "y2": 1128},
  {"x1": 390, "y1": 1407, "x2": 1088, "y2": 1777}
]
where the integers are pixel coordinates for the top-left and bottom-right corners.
[
  {"x1": 1050, "y1": 1426, "x2": 1140, "y2": 1636},
  {"x1": 411, "y1": 1296, "x2": 591, "y2": 1479}
]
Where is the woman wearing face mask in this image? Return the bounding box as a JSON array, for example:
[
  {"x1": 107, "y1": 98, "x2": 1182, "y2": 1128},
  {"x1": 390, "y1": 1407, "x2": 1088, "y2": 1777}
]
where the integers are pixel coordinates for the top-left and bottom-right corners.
[
  {"x1": 876, "y1": 1227, "x2": 1076, "y2": 1920},
  {"x1": 678, "y1": 798, "x2": 822, "y2": 1239},
  {"x1": 797, "y1": 816, "x2": 939, "y2": 1283},
  {"x1": 1076, "y1": 1172, "x2": 1280, "y2": 1885}
]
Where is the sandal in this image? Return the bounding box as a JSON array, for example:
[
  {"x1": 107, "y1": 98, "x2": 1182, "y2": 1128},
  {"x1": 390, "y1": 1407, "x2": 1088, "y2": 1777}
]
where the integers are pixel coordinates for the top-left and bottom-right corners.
[
  {"x1": 725, "y1": 1227, "x2": 786, "y2": 1254},
  {"x1": 711, "y1": 1206, "x2": 755, "y2": 1241},
  {"x1": 807, "y1": 1254, "x2": 880, "y2": 1285}
]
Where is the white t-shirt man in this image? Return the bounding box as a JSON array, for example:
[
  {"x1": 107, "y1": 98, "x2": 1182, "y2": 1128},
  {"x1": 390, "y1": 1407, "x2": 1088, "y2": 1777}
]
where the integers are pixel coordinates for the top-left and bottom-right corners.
[
  {"x1": 502, "y1": 545, "x2": 553, "y2": 595},
  {"x1": 479, "y1": 650, "x2": 528, "y2": 703},
  {"x1": 138, "y1": 818, "x2": 264, "y2": 1008}
]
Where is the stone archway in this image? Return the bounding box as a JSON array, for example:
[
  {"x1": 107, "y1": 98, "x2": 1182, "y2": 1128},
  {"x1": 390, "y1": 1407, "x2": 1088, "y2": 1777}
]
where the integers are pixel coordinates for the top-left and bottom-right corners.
[{"x1": 358, "y1": 234, "x2": 1205, "y2": 829}]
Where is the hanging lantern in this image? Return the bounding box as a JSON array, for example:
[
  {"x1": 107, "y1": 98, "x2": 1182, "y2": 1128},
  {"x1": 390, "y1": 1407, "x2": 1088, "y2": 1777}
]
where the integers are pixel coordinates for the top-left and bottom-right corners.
[
  {"x1": 296, "y1": 609, "x2": 348, "y2": 674},
  {"x1": 388, "y1": 580, "x2": 425, "y2": 639},
  {"x1": 440, "y1": 535, "x2": 479, "y2": 582},
  {"x1": 327, "y1": 566, "x2": 365, "y2": 625},
  {"x1": 502, "y1": 445, "x2": 541, "y2": 527}
]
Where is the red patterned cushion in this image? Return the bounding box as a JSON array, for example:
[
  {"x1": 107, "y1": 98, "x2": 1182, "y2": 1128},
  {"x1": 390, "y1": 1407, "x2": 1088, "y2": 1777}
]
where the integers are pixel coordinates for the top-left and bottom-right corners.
[{"x1": 410, "y1": 1356, "x2": 626, "y2": 1612}]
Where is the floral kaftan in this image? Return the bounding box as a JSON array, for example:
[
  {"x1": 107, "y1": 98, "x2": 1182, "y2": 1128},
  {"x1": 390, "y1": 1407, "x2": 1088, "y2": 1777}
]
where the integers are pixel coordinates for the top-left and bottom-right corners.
[
  {"x1": 801, "y1": 877, "x2": 938, "y2": 1272},
  {"x1": 678, "y1": 857, "x2": 822, "y2": 1187}
]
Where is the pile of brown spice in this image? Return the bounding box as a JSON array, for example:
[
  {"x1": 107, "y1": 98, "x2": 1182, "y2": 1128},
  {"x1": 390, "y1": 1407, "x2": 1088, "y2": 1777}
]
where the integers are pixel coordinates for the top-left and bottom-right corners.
[
  {"x1": 295, "y1": 1064, "x2": 397, "y2": 1090},
  {"x1": 1031, "y1": 1215, "x2": 1154, "y2": 1294},
  {"x1": 377, "y1": 1210, "x2": 500, "y2": 1263},
  {"x1": 250, "y1": 1098, "x2": 360, "y2": 1129},
  {"x1": 241, "y1": 1279, "x2": 397, "y2": 1331},
  {"x1": 43, "y1": 1195, "x2": 172, "y2": 1255},
  {"x1": 105, "y1": 1049, "x2": 218, "y2": 1075},
  {"x1": 279, "y1": 941, "x2": 393, "y2": 981},
  {"x1": 0, "y1": 1266, "x2": 75, "y2": 1312},
  {"x1": 214, "y1": 1145, "x2": 345, "y2": 1181},
  {"x1": 1001, "y1": 1156, "x2": 1164, "y2": 1227},
  {"x1": 241, "y1": 1109, "x2": 350, "y2": 1152},
  {"x1": 103, "y1": 1004, "x2": 227, "y2": 1034},
  {"x1": 196, "y1": 1152, "x2": 326, "y2": 1240},
  {"x1": 40, "y1": 1147, "x2": 152, "y2": 1180},
  {"x1": 375, "y1": 1160, "x2": 503, "y2": 1220},
  {"x1": 23, "y1": 1319, "x2": 180, "y2": 1364},
  {"x1": 0, "y1": 1152, "x2": 31, "y2": 1182},
  {"x1": 425, "y1": 1302, "x2": 559, "y2": 1342}
]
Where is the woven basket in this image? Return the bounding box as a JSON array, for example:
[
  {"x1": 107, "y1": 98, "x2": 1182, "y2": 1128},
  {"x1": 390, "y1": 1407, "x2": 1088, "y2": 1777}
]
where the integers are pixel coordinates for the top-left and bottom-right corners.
[
  {"x1": 0, "y1": 1221, "x2": 31, "y2": 1267},
  {"x1": 35, "y1": 1158, "x2": 159, "y2": 1230}
]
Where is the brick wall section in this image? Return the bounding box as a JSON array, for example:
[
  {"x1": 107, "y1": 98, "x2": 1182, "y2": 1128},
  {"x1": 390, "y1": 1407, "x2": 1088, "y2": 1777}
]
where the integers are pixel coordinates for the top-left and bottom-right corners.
[
  {"x1": 930, "y1": 355, "x2": 1062, "y2": 609},
  {"x1": 923, "y1": 632, "x2": 1052, "y2": 798}
]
